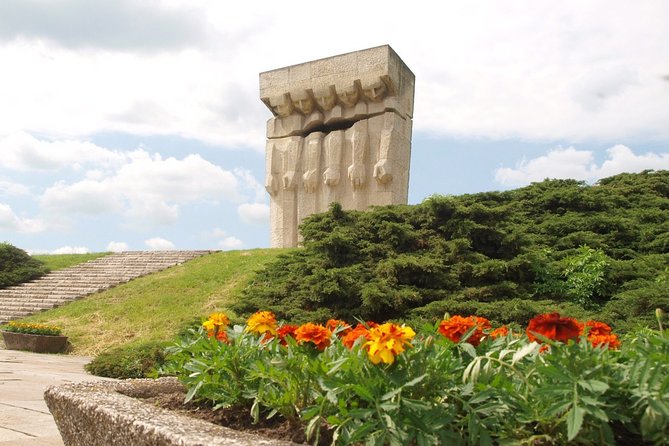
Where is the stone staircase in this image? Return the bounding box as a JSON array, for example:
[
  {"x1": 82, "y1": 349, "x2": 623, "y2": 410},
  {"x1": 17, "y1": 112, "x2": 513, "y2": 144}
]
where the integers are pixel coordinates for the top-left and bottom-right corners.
[{"x1": 0, "y1": 251, "x2": 216, "y2": 324}]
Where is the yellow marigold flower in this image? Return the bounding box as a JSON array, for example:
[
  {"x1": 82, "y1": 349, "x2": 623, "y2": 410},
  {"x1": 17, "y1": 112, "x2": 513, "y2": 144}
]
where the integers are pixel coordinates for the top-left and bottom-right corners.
[
  {"x1": 202, "y1": 312, "x2": 230, "y2": 341},
  {"x1": 363, "y1": 322, "x2": 416, "y2": 365},
  {"x1": 202, "y1": 312, "x2": 230, "y2": 330},
  {"x1": 246, "y1": 311, "x2": 278, "y2": 336}
]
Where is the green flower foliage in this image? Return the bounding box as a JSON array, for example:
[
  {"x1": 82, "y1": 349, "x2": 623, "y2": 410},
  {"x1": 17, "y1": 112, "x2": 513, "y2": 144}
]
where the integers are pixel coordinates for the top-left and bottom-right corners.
[
  {"x1": 161, "y1": 325, "x2": 669, "y2": 445},
  {"x1": 0, "y1": 242, "x2": 49, "y2": 289},
  {"x1": 234, "y1": 171, "x2": 669, "y2": 329}
]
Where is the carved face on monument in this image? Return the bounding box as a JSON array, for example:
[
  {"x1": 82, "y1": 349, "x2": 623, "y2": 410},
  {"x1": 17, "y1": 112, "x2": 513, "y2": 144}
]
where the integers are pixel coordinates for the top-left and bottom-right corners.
[
  {"x1": 362, "y1": 79, "x2": 387, "y2": 103},
  {"x1": 291, "y1": 90, "x2": 315, "y2": 115},
  {"x1": 337, "y1": 84, "x2": 360, "y2": 107},
  {"x1": 313, "y1": 86, "x2": 337, "y2": 111},
  {"x1": 269, "y1": 94, "x2": 294, "y2": 118}
]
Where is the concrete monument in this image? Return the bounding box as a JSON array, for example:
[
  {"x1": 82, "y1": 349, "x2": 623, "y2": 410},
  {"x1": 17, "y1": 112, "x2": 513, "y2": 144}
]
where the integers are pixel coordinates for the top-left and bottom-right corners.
[{"x1": 260, "y1": 45, "x2": 415, "y2": 248}]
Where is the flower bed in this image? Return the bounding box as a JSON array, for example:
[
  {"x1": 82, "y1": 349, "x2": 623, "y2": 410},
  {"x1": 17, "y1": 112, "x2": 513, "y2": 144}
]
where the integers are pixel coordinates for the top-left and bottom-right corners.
[
  {"x1": 160, "y1": 311, "x2": 668, "y2": 445},
  {"x1": 1, "y1": 321, "x2": 67, "y2": 353}
]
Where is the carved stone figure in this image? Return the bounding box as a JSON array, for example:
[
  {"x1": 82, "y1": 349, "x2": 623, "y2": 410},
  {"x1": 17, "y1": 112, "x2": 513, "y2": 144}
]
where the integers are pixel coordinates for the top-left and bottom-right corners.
[{"x1": 260, "y1": 45, "x2": 415, "y2": 247}]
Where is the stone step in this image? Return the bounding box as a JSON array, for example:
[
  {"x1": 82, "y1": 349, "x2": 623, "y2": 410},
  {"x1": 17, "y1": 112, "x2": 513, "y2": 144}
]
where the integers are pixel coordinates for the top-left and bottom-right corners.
[{"x1": 0, "y1": 250, "x2": 216, "y2": 324}]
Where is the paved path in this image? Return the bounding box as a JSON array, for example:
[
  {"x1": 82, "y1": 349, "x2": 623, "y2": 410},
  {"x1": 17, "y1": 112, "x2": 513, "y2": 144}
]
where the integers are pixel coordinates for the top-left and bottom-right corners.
[{"x1": 0, "y1": 349, "x2": 114, "y2": 446}]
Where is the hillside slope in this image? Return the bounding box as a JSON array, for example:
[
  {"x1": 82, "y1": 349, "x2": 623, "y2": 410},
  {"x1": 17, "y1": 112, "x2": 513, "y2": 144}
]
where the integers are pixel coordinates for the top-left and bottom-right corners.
[{"x1": 14, "y1": 249, "x2": 284, "y2": 354}]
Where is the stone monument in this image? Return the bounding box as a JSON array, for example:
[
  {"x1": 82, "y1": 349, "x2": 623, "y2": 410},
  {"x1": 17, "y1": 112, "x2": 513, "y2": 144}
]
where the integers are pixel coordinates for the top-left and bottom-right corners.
[{"x1": 260, "y1": 45, "x2": 415, "y2": 248}]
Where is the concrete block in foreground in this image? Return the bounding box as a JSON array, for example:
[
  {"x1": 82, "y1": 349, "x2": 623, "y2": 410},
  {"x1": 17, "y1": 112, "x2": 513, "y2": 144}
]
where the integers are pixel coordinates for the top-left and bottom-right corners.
[{"x1": 44, "y1": 377, "x2": 299, "y2": 446}]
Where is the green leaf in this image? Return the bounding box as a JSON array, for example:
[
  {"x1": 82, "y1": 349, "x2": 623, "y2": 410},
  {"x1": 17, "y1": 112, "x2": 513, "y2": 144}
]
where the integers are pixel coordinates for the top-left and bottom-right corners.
[
  {"x1": 305, "y1": 415, "x2": 320, "y2": 440},
  {"x1": 511, "y1": 342, "x2": 537, "y2": 365},
  {"x1": 459, "y1": 342, "x2": 477, "y2": 359},
  {"x1": 567, "y1": 405, "x2": 585, "y2": 441},
  {"x1": 578, "y1": 379, "x2": 609, "y2": 394},
  {"x1": 327, "y1": 357, "x2": 348, "y2": 375},
  {"x1": 352, "y1": 384, "x2": 375, "y2": 401},
  {"x1": 184, "y1": 380, "x2": 202, "y2": 403}
]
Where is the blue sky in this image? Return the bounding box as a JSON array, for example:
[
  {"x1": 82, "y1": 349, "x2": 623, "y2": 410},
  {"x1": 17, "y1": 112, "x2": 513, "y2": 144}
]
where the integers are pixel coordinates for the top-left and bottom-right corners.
[{"x1": 0, "y1": 0, "x2": 667, "y2": 254}]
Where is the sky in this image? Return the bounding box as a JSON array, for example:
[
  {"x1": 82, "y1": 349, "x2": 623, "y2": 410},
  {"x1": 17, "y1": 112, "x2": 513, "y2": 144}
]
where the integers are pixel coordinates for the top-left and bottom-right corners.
[{"x1": 0, "y1": 0, "x2": 667, "y2": 254}]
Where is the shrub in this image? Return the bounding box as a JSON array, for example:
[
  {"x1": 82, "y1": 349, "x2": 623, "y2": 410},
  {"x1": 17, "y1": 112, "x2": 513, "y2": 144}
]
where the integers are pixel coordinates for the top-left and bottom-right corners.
[
  {"x1": 0, "y1": 243, "x2": 49, "y2": 289},
  {"x1": 85, "y1": 341, "x2": 167, "y2": 379},
  {"x1": 234, "y1": 171, "x2": 669, "y2": 330}
]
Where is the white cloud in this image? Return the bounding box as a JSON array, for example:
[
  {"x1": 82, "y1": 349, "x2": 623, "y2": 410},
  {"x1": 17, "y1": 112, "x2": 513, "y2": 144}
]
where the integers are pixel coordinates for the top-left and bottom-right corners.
[
  {"x1": 495, "y1": 145, "x2": 669, "y2": 187},
  {"x1": 237, "y1": 203, "x2": 269, "y2": 225},
  {"x1": 0, "y1": 2, "x2": 666, "y2": 145},
  {"x1": 219, "y1": 236, "x2": 243, "y2": 250},
  {"x1": 207, "y1": 227, "x2": 229, "y2": 238},
  {"x1": 0, "y1": 203, "x2": 45, "y2": 233},
  {"x1": 0, "y1": 0, "x2": 207, "y2": 51},
  {"x1": 0, "y1": 180, "x2": 30, "y2": 196},
  {"x1": 41, "y1": 179, "x2": 123, "y2": 215},
  {"x1": 51, "y1": 246, "x2": 90, "y2": 254},
  {"x1": 107, "y1": 241, "x2": 128, "y2": 252},
  {"x1": 234, "y1": 168, "x2": 266, "y2": 202},
  {"x1": 39, "y1": 147, "x2": 240, "y2": 225},
  {"x1": 0, "y1": 132, "x2": 127, "y2": 171},
  {"x1": 144, "y1": 237, "x2": 175, "y2": 250}
]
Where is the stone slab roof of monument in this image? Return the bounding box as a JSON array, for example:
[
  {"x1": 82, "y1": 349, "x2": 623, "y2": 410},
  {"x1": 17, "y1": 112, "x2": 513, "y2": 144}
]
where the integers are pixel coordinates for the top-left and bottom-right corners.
[{"x1": 259, "y1": 44, "x2": 415, "y2": 119}]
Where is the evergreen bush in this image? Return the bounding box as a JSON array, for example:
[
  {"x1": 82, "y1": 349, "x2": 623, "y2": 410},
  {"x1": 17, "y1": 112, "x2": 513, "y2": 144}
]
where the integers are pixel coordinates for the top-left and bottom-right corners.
[
  {"x1": 0, "y1": 242, "x2": 49, "y2": 289},
  {"x1": 234, "y1": 171, "x2": 669, "y2": 330}
]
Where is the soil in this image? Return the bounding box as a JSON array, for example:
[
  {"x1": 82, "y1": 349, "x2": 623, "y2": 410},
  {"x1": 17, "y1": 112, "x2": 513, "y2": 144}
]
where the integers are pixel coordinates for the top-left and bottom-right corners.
[{"x1": 139, "y1": 390, "x2": 332, "y2": 445}]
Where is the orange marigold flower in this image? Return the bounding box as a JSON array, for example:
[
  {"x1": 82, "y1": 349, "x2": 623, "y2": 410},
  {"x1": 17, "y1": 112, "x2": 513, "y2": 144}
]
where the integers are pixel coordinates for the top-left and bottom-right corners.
[
  {"x1": 363, "y1": 323, "x2": 416, "y2": 365},
  {"x1": 582, "y1": 320, "x2": 612, "y2": 337},
  {"x1": 294, "y1": 323, "x2": 332, "y2": 350},
  {"x1": 277, "y1": 324, "x2": 298, "y2": 346},
  {"x1": 589, "y1": 334, "x2": 621, "y2": 349},
  {"x1": 214, "y1": 329, "x2": 229, "y2": 343},
  {"x1": 489, "y1": 326, "x2": 510, "y2": 338},
  {"x1": 246, "y1": 311, "x2": 278, "y2": 336},
  {"x1": 325, "y1": 319, "x2": 351, "y2": 336},
  {"x1": 526, "y1": 313, "x2": 581, "y2": 343},
  {"x1": 342, "y1": 324, "x2": 371, "y2": 349},
  {"x1": 583, "y1": 320, "x2": 620, "y2": 349},
  {"x1": 438, "y1": 315, "x2": 492, "y2": 346}
]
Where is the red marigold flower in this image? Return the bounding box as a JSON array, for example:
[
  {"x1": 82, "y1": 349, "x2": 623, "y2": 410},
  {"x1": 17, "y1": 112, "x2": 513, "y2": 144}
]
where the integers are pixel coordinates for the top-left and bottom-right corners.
[
  {"x1": 489, "y1": 326, "x2": 510, "y2": 338},
  {"x1": 526, "y1": 313, "x2": 581, "y2": 343},
  {"x1": 294, "y1": 323, "x2": 332, "y2": 350},
  {"x1": 438, "y1": 315, "x2": 492, "y2": 346},
  {"x1": 342, "y1": 324, "x2": 371, "y2": 349},
  {"x1": 325, "y1": 319, "x2": 351, "y2": 336},
  {"x1": 277, "y1": 324, "x2": 298, "y2": 346}
]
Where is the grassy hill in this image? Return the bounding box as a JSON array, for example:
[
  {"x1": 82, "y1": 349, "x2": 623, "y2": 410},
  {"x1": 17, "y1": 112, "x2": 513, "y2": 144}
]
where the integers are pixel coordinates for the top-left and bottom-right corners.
[
  {"x1": 33, "y1": 252, "x2": 111, "y2": 271},
  {"x1": 17, "y1": 249, "x2": 285, "y2": 355}
]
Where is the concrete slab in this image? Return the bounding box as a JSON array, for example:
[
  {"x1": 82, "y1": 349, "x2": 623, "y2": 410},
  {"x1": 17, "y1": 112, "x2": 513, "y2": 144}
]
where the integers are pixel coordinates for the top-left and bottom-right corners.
[{"x1": 0, "y1": 349, "x2": 115, "y2": 446}]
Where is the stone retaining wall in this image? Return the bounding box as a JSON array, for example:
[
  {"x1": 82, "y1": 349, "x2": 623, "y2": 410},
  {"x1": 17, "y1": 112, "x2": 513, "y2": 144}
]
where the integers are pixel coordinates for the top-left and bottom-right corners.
[{"x1": 44, "y1": 377, "x2": 299, "y2": 446}]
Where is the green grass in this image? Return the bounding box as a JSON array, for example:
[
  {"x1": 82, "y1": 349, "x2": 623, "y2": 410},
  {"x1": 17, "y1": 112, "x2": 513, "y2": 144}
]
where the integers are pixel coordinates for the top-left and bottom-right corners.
[
  {"x1": 33, "y1": 252, "x2": 111, "y2": 271},
  {"x1": 19, "y1": 249, "x2": 287, "y2": 355}
]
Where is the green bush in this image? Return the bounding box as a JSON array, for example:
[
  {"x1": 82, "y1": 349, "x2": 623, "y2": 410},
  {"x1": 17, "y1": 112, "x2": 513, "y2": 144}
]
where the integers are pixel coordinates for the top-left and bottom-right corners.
[
  {"x1": 234, "y1": 171, "x2": 669, "y2": 330},
  {"x1": 0, "y1": 242, "x2": 49, "y2": 288},
  {"x1": 85, "y1": 341, "x2": 167, "y2": 379}
]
